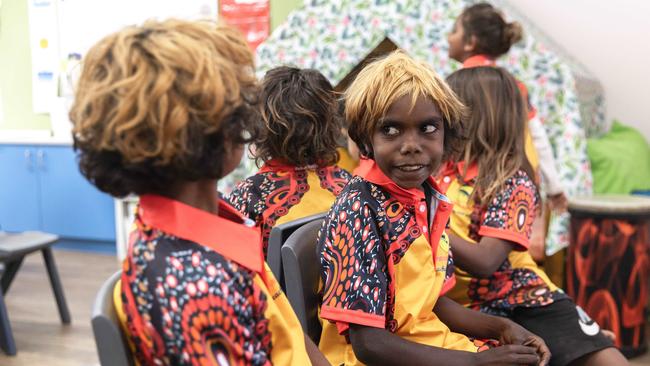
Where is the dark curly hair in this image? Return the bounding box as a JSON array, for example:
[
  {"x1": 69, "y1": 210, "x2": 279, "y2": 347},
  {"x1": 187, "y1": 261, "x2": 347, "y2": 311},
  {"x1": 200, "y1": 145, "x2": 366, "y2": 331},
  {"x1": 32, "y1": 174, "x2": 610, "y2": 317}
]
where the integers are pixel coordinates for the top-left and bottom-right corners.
[
  {"x1": 462, "y1": 2, "x2": 523, "y2": 58},
  {"x1": 69, "y1": 19, "x2": 259, "y2": 197},
  {"x1": 253, "y1": 66, "x2": 342, "y2": 167}
]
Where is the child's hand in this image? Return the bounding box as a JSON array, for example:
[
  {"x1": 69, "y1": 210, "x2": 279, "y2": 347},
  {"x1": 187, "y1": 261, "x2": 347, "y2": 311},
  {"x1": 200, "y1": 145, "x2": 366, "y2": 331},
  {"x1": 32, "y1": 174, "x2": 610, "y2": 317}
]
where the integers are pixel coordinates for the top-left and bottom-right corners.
[
  {"x1": 474, "y1": 345, "x2": 541, "y2": 365},
  {"x1": 498, "y1": 321, "x2": 551, "y2": 365},
  {"x1": 547, "y1": 192, "x2": 568, "y2": 213}
]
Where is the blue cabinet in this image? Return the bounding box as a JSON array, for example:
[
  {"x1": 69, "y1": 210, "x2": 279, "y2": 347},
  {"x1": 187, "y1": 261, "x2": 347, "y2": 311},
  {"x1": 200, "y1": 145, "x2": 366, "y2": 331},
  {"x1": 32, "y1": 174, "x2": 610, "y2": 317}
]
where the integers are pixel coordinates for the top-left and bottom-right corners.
[
  {"x1": 0, "y1": 144, "x2": 115, "y2": 241},
  {"x1": 0, "y1": 146, "x2": 41, "y2": 231}
]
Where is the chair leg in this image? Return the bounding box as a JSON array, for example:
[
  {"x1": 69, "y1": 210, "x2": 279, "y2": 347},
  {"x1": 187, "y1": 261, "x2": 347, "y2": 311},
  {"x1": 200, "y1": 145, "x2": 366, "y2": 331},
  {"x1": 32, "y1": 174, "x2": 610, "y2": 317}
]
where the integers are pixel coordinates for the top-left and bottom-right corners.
[
  {"x1": 41, "y1": 248, "x2": 71, "y2": 324},
  {"x1": 0, "y1": 289, "x2": 16, "y2": 355},
  {"x1": 1, "y1": 258, "x2": 24, "y2": 295}
]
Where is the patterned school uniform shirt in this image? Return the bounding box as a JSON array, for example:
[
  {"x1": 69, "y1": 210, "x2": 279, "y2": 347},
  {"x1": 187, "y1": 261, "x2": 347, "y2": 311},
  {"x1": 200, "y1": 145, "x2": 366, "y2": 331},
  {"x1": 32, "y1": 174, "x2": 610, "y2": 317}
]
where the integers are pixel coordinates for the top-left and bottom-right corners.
[
  {"x1": 120, "y1": 195, "x2": 311, "y2": 365},
  {"x1": 318, "y1": 160, "x2": 480, "y2": 366},
  {"x1": 462, "y1": 54, "x2": 539, "y2": 171},
  {"x1": 227, "y1": 159, "x2": 351, "y2": 256},
  {"x1": 437, "y1": 162, "x2": 566, "y2": 317}
]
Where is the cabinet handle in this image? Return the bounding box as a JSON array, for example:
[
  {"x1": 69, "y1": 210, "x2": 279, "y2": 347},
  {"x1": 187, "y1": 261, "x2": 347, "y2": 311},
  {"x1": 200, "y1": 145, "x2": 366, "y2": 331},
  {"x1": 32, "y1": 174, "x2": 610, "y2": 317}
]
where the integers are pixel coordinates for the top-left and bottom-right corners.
[
  {"x1": 37, "y1": 150, "x2": 46, "y2": 170},
  {"x1": 24, "y1": 149, "x2": 33, "y2": 171}
]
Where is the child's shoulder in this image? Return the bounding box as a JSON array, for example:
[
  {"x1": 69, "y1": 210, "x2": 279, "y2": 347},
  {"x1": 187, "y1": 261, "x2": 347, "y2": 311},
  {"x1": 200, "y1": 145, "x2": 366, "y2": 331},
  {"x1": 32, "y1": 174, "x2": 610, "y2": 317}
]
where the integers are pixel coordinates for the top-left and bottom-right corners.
[
  {"x1": 325, "y1": 164, "x2": 353, "y2": 180},
  {"x1": 490, "y1": 169, "x2": 539, "y2": 207},
  {"x1": 331, "y1": 176, "x2": 390, "y2": 212},
  {"x1": 506, "y1": 170, "x2": 537, "y2": 190}
]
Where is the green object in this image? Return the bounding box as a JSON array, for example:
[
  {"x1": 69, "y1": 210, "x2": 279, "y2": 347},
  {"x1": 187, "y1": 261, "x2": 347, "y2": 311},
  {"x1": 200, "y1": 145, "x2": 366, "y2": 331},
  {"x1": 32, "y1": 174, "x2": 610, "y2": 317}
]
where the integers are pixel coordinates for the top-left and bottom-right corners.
[{"x1": 587, "y1": 121, "x2": 650, "y2": 194}]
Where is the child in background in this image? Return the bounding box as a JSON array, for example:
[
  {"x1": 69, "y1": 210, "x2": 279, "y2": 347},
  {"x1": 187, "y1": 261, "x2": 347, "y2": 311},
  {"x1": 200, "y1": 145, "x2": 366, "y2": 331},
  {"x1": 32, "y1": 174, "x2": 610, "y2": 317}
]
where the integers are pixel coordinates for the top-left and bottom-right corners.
[
  {"x1": 227, "y1": 66, "x2": 351, "y2": 255},
  {"x1": 441, "y1": 66, "x2": 626, "y2": 366},
  {"x1": 70, "y1": 20, "x2": 328, "y2": 365},
  {"x1": 317, "y1": 51, "x2": 549, "y2": 366},
  {"x1": 447, "y1": 2, "x2": 568, "y2": 214}
]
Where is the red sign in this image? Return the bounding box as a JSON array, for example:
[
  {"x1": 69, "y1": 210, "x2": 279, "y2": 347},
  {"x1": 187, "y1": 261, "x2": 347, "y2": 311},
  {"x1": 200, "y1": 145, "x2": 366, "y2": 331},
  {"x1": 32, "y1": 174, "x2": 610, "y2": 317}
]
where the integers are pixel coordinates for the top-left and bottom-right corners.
[{"x1": 219, "y1": 0, "x2": 270, "y2": 50}]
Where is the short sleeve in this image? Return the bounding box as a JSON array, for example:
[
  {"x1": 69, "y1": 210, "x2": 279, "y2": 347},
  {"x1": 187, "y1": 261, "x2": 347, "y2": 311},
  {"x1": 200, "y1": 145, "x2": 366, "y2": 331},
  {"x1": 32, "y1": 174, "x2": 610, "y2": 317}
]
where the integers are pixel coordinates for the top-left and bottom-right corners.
[
  {"x1": 318, "y1": 189, "x2": 388, "y2": 333},
  {"x1": 478, "y1": 171, "x2": 539, "y2": 251}
]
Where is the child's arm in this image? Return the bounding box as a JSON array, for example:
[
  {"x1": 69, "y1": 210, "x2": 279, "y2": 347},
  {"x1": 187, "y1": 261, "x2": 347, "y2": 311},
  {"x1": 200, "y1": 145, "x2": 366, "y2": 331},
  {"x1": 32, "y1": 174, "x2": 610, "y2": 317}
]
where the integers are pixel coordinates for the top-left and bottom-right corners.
[
  {"x1": 348, "y1": 324, "x2": 543, "y2": 366},
  {"x1": 434, "y1": 296, "x2": 551, "y2": 365},
  {"x1": 450, "y1": 172, "x2": 539, "y2": 278},
  {"x1": 448, "y1": 233, "x2": 513, "y2": 278}
]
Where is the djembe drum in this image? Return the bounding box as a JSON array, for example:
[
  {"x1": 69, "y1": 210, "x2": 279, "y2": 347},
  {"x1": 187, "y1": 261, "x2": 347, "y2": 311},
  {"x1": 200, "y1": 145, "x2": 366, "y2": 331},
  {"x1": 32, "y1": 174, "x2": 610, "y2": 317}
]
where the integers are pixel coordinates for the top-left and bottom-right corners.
[{"x1": 567, "y1": 195, "x2": 650, "y2": 358}]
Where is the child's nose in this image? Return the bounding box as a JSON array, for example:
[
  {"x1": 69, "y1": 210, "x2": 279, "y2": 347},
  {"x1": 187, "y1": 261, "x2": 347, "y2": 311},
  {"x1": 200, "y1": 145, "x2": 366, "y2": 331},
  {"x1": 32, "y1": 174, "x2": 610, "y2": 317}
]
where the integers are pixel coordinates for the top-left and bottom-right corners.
[{"x1": 399, "y1": 133, "x2": 423, "y2": 155}]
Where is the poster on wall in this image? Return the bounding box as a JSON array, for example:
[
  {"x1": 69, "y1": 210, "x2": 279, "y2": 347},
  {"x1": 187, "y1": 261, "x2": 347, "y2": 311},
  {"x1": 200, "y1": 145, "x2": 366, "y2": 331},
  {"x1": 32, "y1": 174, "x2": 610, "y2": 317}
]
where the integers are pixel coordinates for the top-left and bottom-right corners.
[
  {"x1": 45, "y1": 0, "x2": 217, "y2": 138},
  {"x1": 219, "y1": 0, "x2": 270, "y2": 50},
  {"x1": 28, "y1": 0, "x2": 59, "y2": 114}
]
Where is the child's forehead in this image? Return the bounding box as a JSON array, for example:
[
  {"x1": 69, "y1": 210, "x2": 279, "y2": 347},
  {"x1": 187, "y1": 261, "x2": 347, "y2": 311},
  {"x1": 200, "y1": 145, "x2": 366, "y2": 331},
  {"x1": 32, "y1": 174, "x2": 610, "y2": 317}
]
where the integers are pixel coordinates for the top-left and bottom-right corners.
[{"x1": 383, "y1": 92, "x2": 441, "y2": 116}]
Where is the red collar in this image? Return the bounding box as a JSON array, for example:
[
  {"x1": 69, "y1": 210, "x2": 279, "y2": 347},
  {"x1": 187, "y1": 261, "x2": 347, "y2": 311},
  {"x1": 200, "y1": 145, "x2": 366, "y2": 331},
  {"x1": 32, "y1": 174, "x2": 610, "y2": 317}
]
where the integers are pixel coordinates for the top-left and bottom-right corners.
[
  {"x1": 360, "y1": 160, "x2": 453, "y2": 263},
  {"x1": 441, "y1": 161, "x2": 479, "y2": 181},
  {"x1": 437, "y1": 161, "x2": 479, "y2": 192},
  {"x1": 352, "y1": 157, "x2": 373, "y2": 177},
  {"x1": 360, "y1": 159, "x2": 445, "y2": 205},
  {"x1": 138, "y1": 194, "x2": 264, "y2": 273},
  {"x1": 462, "y1": 54, "x2": 496, "y2": 68},
  {"x1": 259, "y1": 158, "x2": 323, "y2": 173}
]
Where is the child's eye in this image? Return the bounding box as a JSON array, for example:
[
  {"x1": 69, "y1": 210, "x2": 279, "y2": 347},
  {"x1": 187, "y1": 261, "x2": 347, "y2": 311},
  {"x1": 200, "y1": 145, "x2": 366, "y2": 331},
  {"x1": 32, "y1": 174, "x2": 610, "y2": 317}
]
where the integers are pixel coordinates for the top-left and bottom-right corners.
[
  {"x1": 422, "y1": 124, "x2": 437, "y2": 134},
  {"x1": 382, "y1": 126, "x2": 400, "y2": 136}
]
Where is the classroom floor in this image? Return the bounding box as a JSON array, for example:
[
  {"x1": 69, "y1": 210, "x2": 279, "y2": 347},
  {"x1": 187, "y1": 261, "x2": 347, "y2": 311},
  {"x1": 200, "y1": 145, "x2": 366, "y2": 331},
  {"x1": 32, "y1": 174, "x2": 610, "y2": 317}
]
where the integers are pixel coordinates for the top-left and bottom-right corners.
[{"x1": 0, "y1": 249, "x2": 648, "y2": 365}]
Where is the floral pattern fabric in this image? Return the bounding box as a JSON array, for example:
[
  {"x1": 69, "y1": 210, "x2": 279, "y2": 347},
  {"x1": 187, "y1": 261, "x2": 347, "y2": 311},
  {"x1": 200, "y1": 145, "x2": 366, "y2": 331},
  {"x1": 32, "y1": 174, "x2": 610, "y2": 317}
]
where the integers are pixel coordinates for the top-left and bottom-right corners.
[{"x1": 256, "y1": 0, "x2": 602, "y2": 254}]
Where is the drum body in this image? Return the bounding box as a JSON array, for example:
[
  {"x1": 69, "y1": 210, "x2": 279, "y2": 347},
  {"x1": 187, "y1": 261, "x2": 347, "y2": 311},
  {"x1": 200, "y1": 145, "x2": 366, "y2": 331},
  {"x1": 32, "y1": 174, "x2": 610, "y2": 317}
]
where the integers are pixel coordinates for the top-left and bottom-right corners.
[{"x1": 567, "y1": 195, "x2": 650, "y2": 358}]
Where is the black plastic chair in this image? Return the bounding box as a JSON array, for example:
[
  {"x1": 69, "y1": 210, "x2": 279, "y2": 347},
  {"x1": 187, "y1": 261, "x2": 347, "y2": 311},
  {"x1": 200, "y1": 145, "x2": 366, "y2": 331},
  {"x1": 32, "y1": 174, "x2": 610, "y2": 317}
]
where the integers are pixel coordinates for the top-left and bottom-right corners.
[
  {"x1": 267, "y1": 213, "x2": 326, "y2": 289},
  {"x1": 281, "y1": 219, "x2": 324, "y2": 343},
  {"x1": 91, "y1": 271, "x2": 134, "y2": 366},
  {"x1": 0, "y1": 231, "x2": 70, "y2": 355}
]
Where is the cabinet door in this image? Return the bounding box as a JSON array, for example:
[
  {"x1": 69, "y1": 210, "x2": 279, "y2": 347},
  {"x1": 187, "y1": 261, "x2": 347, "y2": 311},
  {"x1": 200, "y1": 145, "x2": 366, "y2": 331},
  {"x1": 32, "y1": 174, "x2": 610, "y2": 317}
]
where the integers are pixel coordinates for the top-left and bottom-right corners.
[
  {"x1": 0, "y1": 145, "x2": 41, "y2": 232},
  {"x1": 38, "y1": 146, "x2": 116, "y2": 241}
]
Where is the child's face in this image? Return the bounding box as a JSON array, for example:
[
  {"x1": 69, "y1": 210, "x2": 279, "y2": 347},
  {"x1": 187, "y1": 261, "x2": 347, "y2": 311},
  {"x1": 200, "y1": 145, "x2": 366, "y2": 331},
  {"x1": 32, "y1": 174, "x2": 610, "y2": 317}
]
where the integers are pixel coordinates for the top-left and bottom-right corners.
[
  {"x1": 447, "y1": 17, "x2": 467, "y2": 62},
  {"x1": 371, "y1": 94, "x2": 445, "y2": 190}
]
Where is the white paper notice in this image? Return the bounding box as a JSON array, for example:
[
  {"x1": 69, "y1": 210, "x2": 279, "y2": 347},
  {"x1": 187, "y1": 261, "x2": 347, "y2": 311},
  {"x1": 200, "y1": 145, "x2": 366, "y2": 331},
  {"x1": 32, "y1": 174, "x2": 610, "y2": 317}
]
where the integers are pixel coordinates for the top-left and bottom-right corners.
[{"x1": 28, "y1": 0, "x2": 59, "y2": 114}]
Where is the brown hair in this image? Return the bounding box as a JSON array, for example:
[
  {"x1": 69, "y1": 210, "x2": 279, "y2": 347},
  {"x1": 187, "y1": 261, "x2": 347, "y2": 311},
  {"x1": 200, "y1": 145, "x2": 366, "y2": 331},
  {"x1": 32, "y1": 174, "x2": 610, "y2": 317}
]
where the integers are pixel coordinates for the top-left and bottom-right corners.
[
  {"x1": 446, "y1": 66, "x2": 535, "y2": 206},
  {"x1": 253, "y1": 66, "x2": 342, "y2": 167},
  {"x1": 345, "y1": 50, "x2": 466, "y2": 160},
  {"x1": 70, "y1": 19, "x2": 259, "y2": 197},
  {"x1": 462, "y1": 2, "x2": 523, "y2": 58}
]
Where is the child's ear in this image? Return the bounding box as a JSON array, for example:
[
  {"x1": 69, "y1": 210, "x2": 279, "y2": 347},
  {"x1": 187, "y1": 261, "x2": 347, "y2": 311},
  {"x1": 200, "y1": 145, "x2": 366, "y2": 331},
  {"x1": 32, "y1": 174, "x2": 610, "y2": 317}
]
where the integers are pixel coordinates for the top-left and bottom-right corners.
[{"x1": 464, "y1": 35, "x2": 478, "y2": 53}]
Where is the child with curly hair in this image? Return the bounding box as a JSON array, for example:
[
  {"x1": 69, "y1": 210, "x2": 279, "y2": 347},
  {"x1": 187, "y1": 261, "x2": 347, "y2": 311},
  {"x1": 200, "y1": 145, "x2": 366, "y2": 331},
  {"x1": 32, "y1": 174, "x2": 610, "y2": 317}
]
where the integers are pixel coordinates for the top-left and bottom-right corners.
[
  {"x1": 70, "y1": 19, "x2": 328, "y2": 365},
  {"x1": 227, "y1": 66, "x2": 351, "y2": 256}
]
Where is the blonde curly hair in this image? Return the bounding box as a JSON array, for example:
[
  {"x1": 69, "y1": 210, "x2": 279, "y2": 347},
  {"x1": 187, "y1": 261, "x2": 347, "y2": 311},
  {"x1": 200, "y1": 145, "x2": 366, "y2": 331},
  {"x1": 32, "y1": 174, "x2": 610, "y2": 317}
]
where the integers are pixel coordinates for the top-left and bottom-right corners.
[{"x1": 70, "y1": 19, "x2": 259, "y2": 197}]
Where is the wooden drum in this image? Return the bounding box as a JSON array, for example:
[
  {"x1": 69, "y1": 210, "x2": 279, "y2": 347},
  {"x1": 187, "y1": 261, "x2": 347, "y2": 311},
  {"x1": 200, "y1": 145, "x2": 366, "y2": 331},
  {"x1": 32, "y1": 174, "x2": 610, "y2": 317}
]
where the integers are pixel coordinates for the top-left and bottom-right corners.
[{"x1": 568, "y1": 195, "x2": 650, "y2": 358}]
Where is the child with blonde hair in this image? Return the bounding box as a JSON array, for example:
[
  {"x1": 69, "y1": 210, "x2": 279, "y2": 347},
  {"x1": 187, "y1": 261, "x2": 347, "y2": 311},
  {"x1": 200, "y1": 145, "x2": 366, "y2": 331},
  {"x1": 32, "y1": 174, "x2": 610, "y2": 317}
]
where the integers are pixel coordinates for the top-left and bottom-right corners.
[{"x1": 317, "y1": 51, "x2": 549, "y2": 366}]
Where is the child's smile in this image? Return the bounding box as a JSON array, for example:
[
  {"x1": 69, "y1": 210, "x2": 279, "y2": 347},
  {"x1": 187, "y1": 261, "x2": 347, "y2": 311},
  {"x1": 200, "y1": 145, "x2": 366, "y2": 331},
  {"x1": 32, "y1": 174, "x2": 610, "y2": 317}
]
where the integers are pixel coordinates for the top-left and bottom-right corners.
[{"x1": 371, "y1": 93, "x2": 445, "y2": 190}]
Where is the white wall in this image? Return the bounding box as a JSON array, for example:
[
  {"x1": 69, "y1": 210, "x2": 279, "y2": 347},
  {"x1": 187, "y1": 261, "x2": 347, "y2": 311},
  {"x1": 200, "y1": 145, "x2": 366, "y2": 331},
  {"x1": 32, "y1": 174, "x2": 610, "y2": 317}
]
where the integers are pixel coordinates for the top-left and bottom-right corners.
[{"x1": 508, "y1": 0, "x2": 650, "y2": 141}]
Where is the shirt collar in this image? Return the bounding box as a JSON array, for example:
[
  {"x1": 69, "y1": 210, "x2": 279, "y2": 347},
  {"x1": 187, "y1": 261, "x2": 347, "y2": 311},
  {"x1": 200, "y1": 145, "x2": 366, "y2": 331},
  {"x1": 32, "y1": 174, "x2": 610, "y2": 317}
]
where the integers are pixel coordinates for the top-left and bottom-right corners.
[
  {"x1": 138, "y1": 194, "x2": 264, "y2": 273},
  {"x1": 463, "y1": 54, "x2": 496, "y2": 68},
  {"x1": 360, "y1": 159, "x2": 446, "y2": 205},
  {"x1": 438, "y1": 161, "x2": 479, "y2": 184},
  {"x1": 260, "y1": 158, "x2": 323, "y2": 173}
]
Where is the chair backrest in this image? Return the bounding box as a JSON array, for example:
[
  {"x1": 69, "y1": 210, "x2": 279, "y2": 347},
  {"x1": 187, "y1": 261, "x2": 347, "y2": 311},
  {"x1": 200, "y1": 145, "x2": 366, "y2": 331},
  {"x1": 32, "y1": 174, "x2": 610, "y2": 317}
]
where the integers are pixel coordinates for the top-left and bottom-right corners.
[
  {"x1": 267, "y1": 213, "x2": 326, "y2": 289},
  {"x1": 91, "y1": 271, "x2": 134, "y2": 366},
  {"x1": 281, "y1": 219, "x2": 324, "y2": 343}
]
